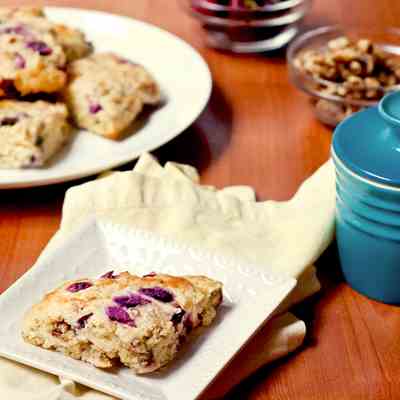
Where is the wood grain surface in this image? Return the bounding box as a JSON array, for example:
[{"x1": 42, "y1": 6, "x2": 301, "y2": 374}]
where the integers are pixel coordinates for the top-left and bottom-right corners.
[{"x1": 1, "y1": 0, "x2": 400, "y2": 399}]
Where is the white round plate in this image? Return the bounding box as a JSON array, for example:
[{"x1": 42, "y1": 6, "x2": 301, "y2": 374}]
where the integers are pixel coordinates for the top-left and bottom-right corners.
[{"x1": 0, "y1": 7, "x2": 212, "y2": 189}]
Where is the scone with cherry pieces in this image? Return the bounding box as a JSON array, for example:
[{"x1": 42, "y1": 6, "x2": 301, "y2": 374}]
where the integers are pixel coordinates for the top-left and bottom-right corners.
[
  {"x1": 63, "y1": 53, "x2": 160, "y2": 139},
  {"x1": 0, "y1": 6, "x2": 92, "y2": 62},
  {"x1": 0, "y1": 100, "x2": 71, "y2": 168},
  {"x1": 22, "y1": 271, "x2": 223, "y2": 373}
]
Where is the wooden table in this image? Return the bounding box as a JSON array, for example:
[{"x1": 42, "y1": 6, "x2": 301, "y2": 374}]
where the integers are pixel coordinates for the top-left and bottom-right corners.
[{"x1": 1, "y1": 0, "x2": 400, "y2": 399}]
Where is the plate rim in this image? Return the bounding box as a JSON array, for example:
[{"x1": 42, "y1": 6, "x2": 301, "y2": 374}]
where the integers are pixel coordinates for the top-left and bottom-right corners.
[{"x1": 0, "y1": 7, "x2": 212, "y2": 190}]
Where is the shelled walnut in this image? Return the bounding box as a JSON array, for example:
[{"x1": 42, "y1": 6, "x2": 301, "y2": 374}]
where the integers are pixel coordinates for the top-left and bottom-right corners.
[
  {"x1": 294, "y1": 36, "x2": 400, "y2": 102},
  {"x1": 313, "y1": 98, "x2": 359, "y2": 126}
]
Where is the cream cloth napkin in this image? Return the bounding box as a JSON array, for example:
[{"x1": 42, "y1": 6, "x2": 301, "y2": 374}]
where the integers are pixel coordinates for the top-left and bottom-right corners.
[
  {"x1": 0, "y1": 154, "x2": 335, "y2": 399},
  {"x1": 61, "y1": 153, "x2": 334, "y2": 307}
]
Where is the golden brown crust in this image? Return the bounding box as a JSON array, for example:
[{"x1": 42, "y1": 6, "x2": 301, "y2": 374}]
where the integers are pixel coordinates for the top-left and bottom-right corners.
[
  {"x1": 49, "y1": 272, "x2": 221, "y2": 309},
  {"x1": 24, "y1": 271, "x2": 223, "y2": 328},
  {"x1": 100, "y1": 130, "x2": 124, "y2": 141},
  {"x1": 14, "y1": 66, "x2": 66, "y2": 96}
]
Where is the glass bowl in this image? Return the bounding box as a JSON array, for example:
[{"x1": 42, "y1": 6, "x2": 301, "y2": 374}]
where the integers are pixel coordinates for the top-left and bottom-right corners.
[
  {"x1": 287, "y1": 26, "x2": 400, "y2": 126},
  {"x1": 182, "y1": 0, "x2": 312, "y2": 53}
]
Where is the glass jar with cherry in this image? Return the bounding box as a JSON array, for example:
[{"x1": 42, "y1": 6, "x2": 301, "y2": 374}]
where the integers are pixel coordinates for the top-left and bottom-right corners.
[{"x1": 183, "y1": 0, "x2": 312, "y2": 53}]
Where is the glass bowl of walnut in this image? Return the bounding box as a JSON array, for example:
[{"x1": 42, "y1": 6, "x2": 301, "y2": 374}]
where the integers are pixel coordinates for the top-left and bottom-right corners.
[{"x1": 287, "y1": 26, "x2": 400, "y2": 126}]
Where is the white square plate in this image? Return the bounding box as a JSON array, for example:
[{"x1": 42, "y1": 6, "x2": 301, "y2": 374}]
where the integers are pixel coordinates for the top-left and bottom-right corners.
[{"x1": 0, "y1": 219, "x2": 296, "y2": 400}]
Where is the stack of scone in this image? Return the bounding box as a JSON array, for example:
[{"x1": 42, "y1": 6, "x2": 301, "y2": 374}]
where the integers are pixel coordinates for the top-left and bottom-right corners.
[{"x1": 0, "y1": 7, "x2": 161, "y2": 169}]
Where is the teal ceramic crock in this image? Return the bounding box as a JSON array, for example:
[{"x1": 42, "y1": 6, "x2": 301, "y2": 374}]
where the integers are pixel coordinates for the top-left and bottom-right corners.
[{"x1": 332, "y1": 91, "x2": 400, "y2": 304}]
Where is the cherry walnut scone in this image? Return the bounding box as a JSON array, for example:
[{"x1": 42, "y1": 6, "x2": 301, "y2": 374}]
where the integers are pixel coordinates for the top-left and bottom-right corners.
[
  {"x1": 0, "y1": 19, "x2": 67, "y2": 96},
  {"x1": 50, "y1": 22, "x2": 93, "y2": 62},
  {"x1": 22, "y1": 271, "x2": 223, "y2": 374},
  {"x1": 80, "y1": 53, "x2": 161, "y2": 105},
  {"x1": 63, "y1": 53, "x2": 161, "y2": 139},
  {"x1": 0, "y1": 100, "x2": 71, "y2": 168},
  {"x1": 0, "y1": 6, "x2": 93, "y2": 62}
]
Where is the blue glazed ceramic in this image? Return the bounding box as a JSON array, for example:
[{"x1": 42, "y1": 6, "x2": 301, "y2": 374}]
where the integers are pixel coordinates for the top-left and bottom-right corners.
[{"x1": 332, "y1": 91, "x2": 400, "y2": 304}]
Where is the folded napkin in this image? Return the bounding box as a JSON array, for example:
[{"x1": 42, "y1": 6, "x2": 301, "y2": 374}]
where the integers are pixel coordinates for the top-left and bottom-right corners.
[
  {"x1": 61, "y1": 153, "x2": 334, "y2": 307},
  {"x1": 0, "y1": 154, "x2": 335, "y2": 399},
  {"x1": 64, "y1": 154, "x2": 334, "y2": 280}
]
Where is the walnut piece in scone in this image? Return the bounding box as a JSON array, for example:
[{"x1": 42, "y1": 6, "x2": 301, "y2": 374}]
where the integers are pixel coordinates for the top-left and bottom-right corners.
[
  {"x1": 22, "y1": 271, "x2": 223, "y2": 374},
  {"x1": 0, "y1": 100, "x2": 71, "y2": 168},
  {"x1": 63, "y1": 53, "x2": 161, "y2": 140}
]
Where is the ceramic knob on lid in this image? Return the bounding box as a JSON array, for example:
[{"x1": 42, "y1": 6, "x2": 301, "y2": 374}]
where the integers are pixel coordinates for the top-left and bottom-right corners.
[{"x1": 332, "y1": 91, "x2": 400, "y2": 304}]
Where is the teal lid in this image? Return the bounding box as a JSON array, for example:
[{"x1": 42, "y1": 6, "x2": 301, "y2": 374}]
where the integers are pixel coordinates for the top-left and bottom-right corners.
[{"x1": 332, "y1": 91, "x2": 400, "y2": 186}]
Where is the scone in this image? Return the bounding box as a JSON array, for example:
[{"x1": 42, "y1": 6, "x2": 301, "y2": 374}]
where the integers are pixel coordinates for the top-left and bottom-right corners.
[
  {"x1": 0, "y1": 100, "x2": 71, "y2": 168},
  {"x1": 63, "y1": 53, "x2": 161, "y2": 139},
  {"x1": 0, "y1": 7, "x2": 92, "y2": 62},
  {"x1": 0, "y1": 20, "x2": 67, "y2": 96},
  {"x1": 78, "y1": 53, "x2": 161, "y2": 105},
  {"x1": 50, "y1": 23, "x2": 93, "y2": 62},
  {"x1": 22, "y1": 271, "x2": 223, "y2": 373}
]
